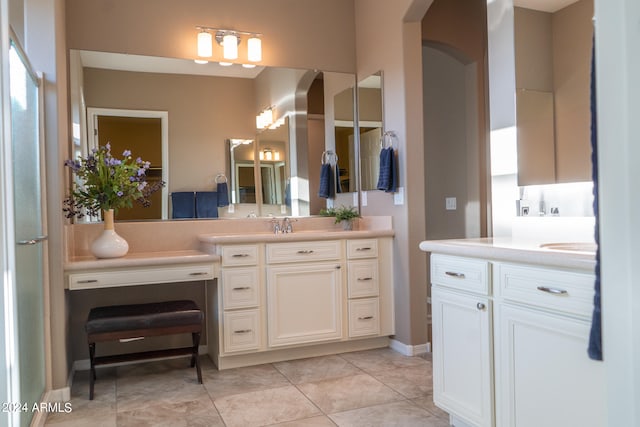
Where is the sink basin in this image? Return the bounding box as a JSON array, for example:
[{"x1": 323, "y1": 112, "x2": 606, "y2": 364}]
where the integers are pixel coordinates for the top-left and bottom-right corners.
[{"x1": 539, "y1": 242, "x2": 597, "y2": 253}]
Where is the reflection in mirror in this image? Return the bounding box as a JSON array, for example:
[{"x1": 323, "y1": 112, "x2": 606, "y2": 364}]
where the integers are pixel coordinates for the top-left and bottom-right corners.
[
  {"x1": 69, "y1": 49, "x2": 357, "y2": 220},
  {"x1": 257, "y1": 117, "x2": 290, "y2": 216},
  {"x1": 228, "y1": 139, "x2": 257, "y2": 209},
  {"x1": 357, "y1": 72, "x2": 383, "y2": 191},
  {"x1": 333, "y1": 87, "x2": 356, "y2": 193}
]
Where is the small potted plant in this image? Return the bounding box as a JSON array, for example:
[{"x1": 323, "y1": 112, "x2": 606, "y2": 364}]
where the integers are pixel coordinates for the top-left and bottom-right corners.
[{"x1": 320, "y1": 205, "x2": 360, "y2": 230}]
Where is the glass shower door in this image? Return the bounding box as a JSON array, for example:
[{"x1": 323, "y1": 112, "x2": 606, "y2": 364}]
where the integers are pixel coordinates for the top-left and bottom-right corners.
[{"x1": 9, "y1": 40, "x2": 46, "y2": 427}]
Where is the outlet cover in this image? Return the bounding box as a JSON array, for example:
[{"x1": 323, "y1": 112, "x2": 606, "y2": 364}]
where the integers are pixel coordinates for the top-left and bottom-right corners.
[
  {"x1": 394, "y1": 187, "x2": 404, "y2": 205},
  {"x1": 361, "y1": 191, "x2": 368, "y2": 206},
  {"x1": 228, "y1": 204, "x2": 235, "y2": 213},
  {"x1": 446, "y1": 197, "x2": 457, "y2": 210}
]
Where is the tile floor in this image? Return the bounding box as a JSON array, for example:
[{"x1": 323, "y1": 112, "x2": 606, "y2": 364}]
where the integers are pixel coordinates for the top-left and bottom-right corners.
[{"x1": 45, "y1": 348, "x2": 450, "y2": 427}]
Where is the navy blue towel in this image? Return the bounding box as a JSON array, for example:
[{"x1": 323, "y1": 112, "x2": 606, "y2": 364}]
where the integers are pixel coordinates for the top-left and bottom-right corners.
[
  {"x1": 318, "y1": 163, "x2": 333, "y2": 199},
  {"x1": 335, "y1": 161, "x2": 342, "y2": 194},
  {"x1": 171, "y1": 192, "x2": 195, "y2": 219},
  {"x1": 376, "y1": 147, "x2": 397, "y2": 193},
  {"x1": 217, "y1": 182, "x2": 229, "y2": 207},
  {"x1": 195, "y1": 191, "x2": 219, "y2": 218},
  {"x1": 588, "y1": 36, "x2": 602, "y2": 361},
  {"x1": 284, "y1": 182, "x2": 291, "y2": 207}
]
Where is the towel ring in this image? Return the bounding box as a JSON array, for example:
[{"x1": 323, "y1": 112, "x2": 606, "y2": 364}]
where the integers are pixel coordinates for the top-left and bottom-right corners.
[
  {"x1": 321, "y1": 150, "x2": 338, "y2": 166},
  {"x1": 380, "y1": 131, "x2": 398, "y2": 150},
  {"x1": 215, "y1": 173, "x2": 228, "y2": 184}
]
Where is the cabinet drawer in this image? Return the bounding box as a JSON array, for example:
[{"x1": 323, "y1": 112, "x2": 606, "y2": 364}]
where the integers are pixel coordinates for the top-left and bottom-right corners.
[
  {"x1": 266, "y1": 240, "x2": 341, "y2": 264},
  {"x1": 431, "y1": 254, "x2": 490, "y2": 295},
  {"x1": 496, "y1": 263, "x2": 595, "y2": 318},
  {"x1": 223, "y1": 309, "x2": 260, "y2": 353},
  {"x1": 222, "y1": 267, "x2": 260, "y2": 309},
  {"x1": 68, "y1": 263, "x2": 214, "y2": 290},
  {"x1": 348, "y1": 260, "x2": 379, "y2": 298},
  {"x1": 221, "y1": 245, "x2": 259, "y2": 267},
  {"x1": 347, "y1": 239, "x2": 378, "y2": 259},
  {"x1": 348, "y1": 298, "x2": 380, "y2": 337}
]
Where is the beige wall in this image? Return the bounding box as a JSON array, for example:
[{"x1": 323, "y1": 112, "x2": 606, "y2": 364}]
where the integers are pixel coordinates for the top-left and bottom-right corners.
[
  {"x1": 514, "y1": 7, "x2": 554, "y2": 92},
  {"x1": 65, "y1": 0, "x2": 356, "y2": 73},
  {"x1": 84, "y1": 68, "x2": 256, "y2": 192},
  {"x1": 354, "y1": 0, "x2": 433, "y2": 346}
]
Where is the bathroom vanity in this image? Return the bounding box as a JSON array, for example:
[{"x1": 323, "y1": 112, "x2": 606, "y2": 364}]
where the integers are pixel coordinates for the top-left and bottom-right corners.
[
  {"x1": 419, "y1": 238, "x2": 604, "y2": 427},
  {"x1": 64, "y1": 217, "x2": 395, "y2": 370}
]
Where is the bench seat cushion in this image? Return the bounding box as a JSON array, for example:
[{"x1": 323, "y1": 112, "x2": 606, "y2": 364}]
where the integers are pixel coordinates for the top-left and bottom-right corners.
[{"x1": 86, "y1": 300, "x2": 203, "y2": 335}]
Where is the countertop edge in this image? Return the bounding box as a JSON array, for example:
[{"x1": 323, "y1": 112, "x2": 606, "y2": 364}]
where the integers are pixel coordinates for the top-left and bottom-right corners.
[
  {"x1": 419, "y1": 240, "x2": 596, "y2": 271},
  {"x1": 64, "y1": 251, "x2": 220, "y2": 271},
  {"x1": 198, "y1": 229, "x2": 395, "y2": 244}
]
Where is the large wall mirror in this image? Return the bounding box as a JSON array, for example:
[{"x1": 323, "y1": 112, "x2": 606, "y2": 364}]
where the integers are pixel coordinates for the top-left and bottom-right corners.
[
  {"x1": 514, "y1": 0, "x2": 593, "y2": 185},
  {"x1": 357, "y1": 72, "x2": 383, "y2": 191},
  {"x1": 69, "y1": 49, "x2": 357, "y2": 220}
]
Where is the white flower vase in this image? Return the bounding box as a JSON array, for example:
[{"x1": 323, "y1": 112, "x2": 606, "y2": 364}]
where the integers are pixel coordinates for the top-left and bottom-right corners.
[{"x1": 90, "y1": 209, "x2": 129, "y2": 258}]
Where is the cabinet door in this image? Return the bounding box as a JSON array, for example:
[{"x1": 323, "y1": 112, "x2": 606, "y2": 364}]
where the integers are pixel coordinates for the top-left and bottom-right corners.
[
  {"x1": 495, "y1": 304, "x2": 605, "y2": 427},
  {"x1": 267, "y1": 263, "x2": 342, "y2": 347},
  {"x1": 432, "y1": 287, "x2": 493, "y2": 427}
]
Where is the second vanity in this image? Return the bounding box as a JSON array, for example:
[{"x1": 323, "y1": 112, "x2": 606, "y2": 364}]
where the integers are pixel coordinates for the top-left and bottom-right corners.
[
  {"x1": 64, "y1": 216, "x2": 395, "y2": 371},
  {"x1": 419, "y1": 238, "x2": 605, "y2": 427}
]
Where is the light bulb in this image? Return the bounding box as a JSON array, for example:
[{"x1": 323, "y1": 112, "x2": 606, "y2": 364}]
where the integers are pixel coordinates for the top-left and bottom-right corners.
[
  {"x1": 197, "y1": 31, "x2": 212, "y2": 58},
  {"x1": 247, "y1": 36, "x2": 262, "y2": 62},
  {"x1": 223, "y1": 33, "x2": 238, "y2": 60}
]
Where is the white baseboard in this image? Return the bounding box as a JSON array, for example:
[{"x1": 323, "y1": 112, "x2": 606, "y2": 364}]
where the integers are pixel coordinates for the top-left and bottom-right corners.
[
  {"x1": 73, "y1": 344, "x2": 208, "y2": 371},
  {"x1": 389, "y1": 339, "x2": 431, "y2": 356}
]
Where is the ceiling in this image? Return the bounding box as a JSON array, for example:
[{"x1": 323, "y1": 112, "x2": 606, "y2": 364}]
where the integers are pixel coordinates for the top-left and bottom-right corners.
[{"x1": 513, "y1": 0, "x2": 580, "y2": 13}]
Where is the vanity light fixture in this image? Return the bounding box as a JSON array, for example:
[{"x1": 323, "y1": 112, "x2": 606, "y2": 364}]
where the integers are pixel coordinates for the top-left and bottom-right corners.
[
  {"x1": 259, "y1": 148, "x2": 280, "y2": 161},
  {"x1": 195, "y1": 26, "x2": 263, "y2": 66}
]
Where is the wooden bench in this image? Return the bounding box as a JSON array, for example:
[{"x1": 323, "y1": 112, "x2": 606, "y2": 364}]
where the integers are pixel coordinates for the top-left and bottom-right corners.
[{"x1": 85, "y1": 299, "x2": 203, "y2": 400}]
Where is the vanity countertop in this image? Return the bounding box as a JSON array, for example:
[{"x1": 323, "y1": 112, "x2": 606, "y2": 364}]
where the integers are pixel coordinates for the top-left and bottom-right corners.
[
  {"x1": 419, "y1": 237, "x2": 596, "y2": 271},
  {"x1": 65, "y1": 249, "x2": 220, "y2": 271},
  {"x1": 198, "y1": 228, "x2": 395, "y2": 244}
]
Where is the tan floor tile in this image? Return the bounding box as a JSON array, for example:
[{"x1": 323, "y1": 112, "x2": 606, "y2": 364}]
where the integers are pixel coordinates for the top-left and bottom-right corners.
[
  {"x1": 214, "y1": 385, "x2": 321, "y2": 427},
  {"x1": 117, "y1": 395, "x2": 223, "y2": 427},
  {"x1": 371, "y1": 364, "x2": 433, "y2": 398},
  {"x1": 297, "y1": 373, "x2": 403, "y2": 414},
  {"x1": 203, "y1": 363, "x2": 290, "y2": 399},
  {"x1": 329, "y1": 400, "x2": 449, "y2": 427},
  {"x1": 44, "y1": 414, "x2": 117, "y2": 427},
  {"x1": 412, "y1": 394, "x2": 450, "y2": 420},
  {"x1": 340, "y1": 348, "x2": 429, "y2": 373},
  {"x1": 271, "y1": 415, "x2": 337, "y2": 426},
  {"x1": 274, "y1": 355, "x2": 362, "y2": 384}
]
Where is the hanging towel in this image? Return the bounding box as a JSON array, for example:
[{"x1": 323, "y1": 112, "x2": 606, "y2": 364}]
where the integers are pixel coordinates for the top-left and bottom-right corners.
[
  {"x1": 318, "y1": 163, "x2": 334, "y2": 199},
  {"x1": 588, "y1": 36, "x2": 602, "y2": 361},
  {"x1": 335, "y1": 160, "x2": 343, "y2": 194},
  {"x1": 195, "y1": 191, "x2": 219, "y2": 218},
  {"x1": 217, "y1": 182, "x2": 229, "y2": 207},
  {"x1": 171, "y1": 192, "x2": 195, "y2": 219},
  {"x1": 284, "y1": 181, "x2": 291, "y2": 207},
  {"x1": 376, "y1": 147, "x2": 397, "y2": 193}
]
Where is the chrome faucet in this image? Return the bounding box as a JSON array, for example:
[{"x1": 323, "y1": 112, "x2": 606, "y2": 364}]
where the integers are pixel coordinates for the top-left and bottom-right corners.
[
  {"x1": 271, "y1": 218, "x2": 282, "y2": 234},
  {"x1": 282, "y1": 217, "x2": 293, "y2": 233}
]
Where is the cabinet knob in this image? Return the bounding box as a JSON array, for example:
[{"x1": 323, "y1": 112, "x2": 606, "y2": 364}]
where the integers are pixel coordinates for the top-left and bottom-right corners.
[{"x1": 476, "y1": 302, "x2": 486, "y2": 310}]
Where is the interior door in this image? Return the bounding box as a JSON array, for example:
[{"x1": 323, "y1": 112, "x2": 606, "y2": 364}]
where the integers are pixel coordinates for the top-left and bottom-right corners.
[{"x1": 9, "y1": 40, "x2": 47, "y2": 427}]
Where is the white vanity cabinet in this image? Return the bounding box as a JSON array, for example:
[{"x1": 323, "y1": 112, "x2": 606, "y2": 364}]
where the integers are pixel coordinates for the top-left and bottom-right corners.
[
  {"x1": 493, "y1": 263, "x2": 605, "y2": 427},
  {"x1": 430, "y1": 254, "x2": 494, "y2": 427},
  {"x1": 218, "y1": 244, "x2": 262, "y2": 354},
  {"x1": 213, "y1": 236, "x2": 394, "y2": 369},
  {"x1": 266, "y1": 240, "x2": 343, "y2": 347},
  {"x1": 427, "y1": 249, "x2": 604, "y2": 427}
]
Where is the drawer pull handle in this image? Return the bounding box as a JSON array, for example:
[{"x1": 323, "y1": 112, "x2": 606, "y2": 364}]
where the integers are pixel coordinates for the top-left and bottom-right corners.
[
  {"x1": 232, "y1": 253, "x2": 250, "y2": 258},
  {"x1": 357, "y1": 277, "x2": 373, "y2": 281},
  {"x1": 477, "y1": 302, "x2": 486, "y2": 310},
  {"x1": 189, "y1": 272, "x2": 208, "y2": 276},
  {"x1": 297, "y1": 250, "x2": 314, "y2": 254},
  {"x1": 77, "y1": 279, "x2": 98, "y2": 284},
  {"x1": 445, "y1": 271, "x2": 466, "y2": 279},
  {"x1": 537, "y1": 286, "x2": 568, "y2": 295},
  {"x1": 233, "y1": 329, "x2": 252, "y2": 334},
  {"x1": 356, "y1": 247, "x2": 372, "y2": 251},
  {"x1": 233, "y1": 286, "x2": 251, "y2": 291},
  {"x1": 358, "y1": 316, "x2": 374, "y2": 320}
]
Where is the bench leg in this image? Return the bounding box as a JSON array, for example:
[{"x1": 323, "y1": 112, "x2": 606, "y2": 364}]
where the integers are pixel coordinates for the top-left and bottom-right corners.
[
  {"x1": 88, "y1": 342, "x2": 96, "y2": 400},
  {"x1": 191, "y1": 332, "x2": 202, "y2": 384}
]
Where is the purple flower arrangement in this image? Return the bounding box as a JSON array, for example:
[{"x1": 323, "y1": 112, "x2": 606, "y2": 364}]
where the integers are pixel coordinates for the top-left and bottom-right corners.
[{"x1": 63, "y1": 143, "x2": 164, "y2": 219}]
